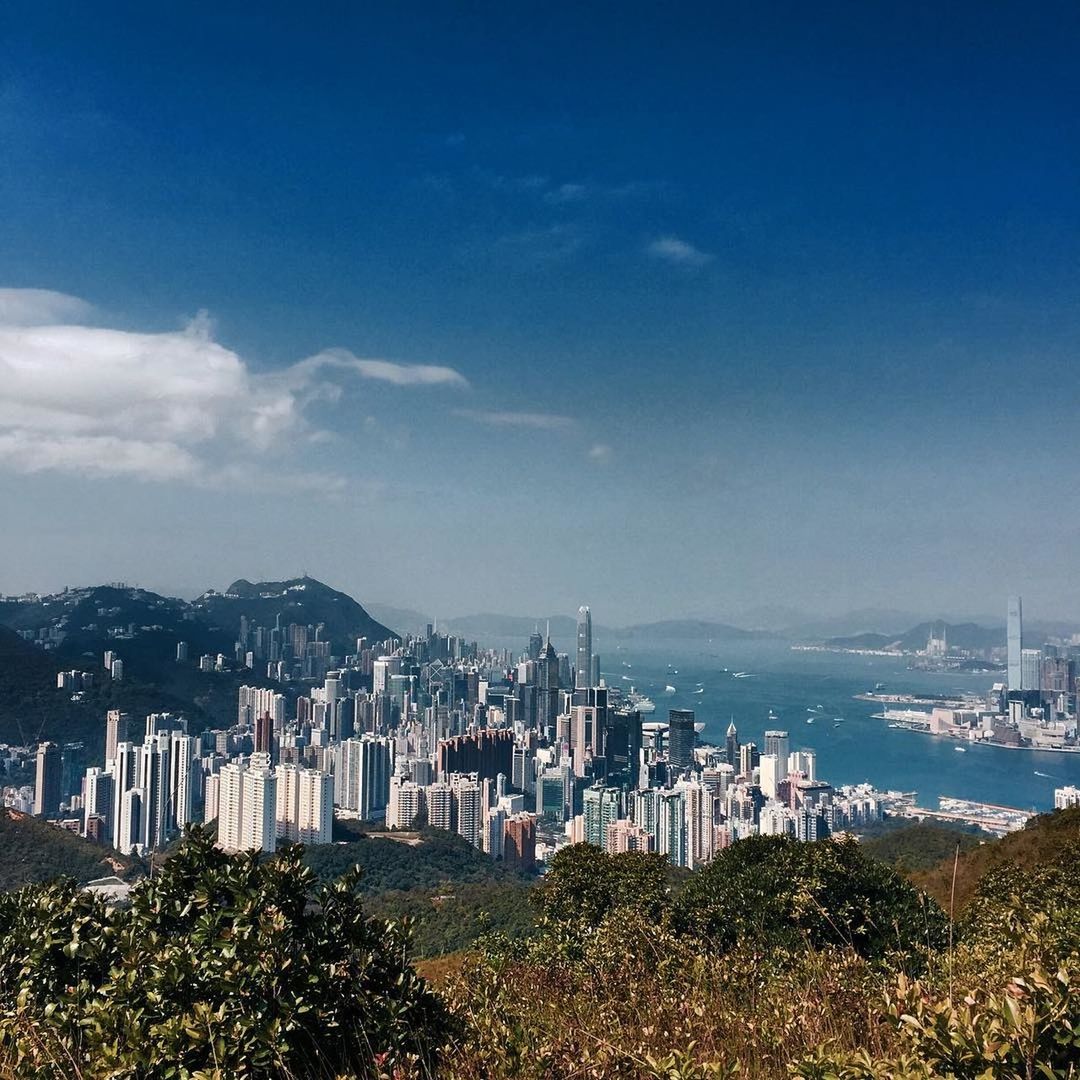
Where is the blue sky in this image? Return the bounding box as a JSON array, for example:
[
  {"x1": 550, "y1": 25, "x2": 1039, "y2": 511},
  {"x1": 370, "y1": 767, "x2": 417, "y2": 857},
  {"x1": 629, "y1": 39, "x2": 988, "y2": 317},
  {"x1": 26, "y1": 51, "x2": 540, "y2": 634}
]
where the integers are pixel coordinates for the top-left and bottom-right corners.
[{"x1": 1, "y1": 2, "x2": 1079, "y2": 624}]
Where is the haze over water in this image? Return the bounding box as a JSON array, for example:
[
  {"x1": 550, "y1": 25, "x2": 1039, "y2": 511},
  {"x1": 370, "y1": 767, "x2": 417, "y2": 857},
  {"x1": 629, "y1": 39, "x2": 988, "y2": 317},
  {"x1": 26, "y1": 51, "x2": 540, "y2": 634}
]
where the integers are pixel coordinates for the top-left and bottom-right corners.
[{"x1": 598, "y1": 639, "x2": 1080, "y2": 812}]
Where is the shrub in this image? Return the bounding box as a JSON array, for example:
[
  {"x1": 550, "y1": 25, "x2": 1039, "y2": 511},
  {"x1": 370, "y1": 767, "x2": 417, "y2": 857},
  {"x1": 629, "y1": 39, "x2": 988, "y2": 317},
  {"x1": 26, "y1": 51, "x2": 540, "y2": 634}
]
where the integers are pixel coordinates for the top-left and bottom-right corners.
[{"x1": 0, "y1": 826, "x2": 454, "y2": 1078}]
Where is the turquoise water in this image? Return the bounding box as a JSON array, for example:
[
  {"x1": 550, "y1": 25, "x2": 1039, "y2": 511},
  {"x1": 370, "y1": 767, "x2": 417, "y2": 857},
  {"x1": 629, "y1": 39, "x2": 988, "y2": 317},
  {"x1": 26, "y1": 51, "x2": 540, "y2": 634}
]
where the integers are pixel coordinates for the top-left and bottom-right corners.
[{"x1": 600, "y1": 639, "x2": 1080, "y2": 811}]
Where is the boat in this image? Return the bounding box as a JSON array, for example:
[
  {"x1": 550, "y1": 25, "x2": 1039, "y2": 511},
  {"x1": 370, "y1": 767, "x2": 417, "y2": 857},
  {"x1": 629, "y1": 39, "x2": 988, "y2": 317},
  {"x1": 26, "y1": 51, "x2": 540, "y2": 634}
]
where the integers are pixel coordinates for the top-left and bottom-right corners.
[
  {"x1": 733, "y1": 671, "x2": 755, "y2": 679},
  {"x1": 694, "y1": 687, "x2": 705, "y2": 694},
  {"x1": 888, "y1": 723, "x2": 900, "y2": 729},
  {"x1": 664, "y1": 684, "x2": 677, "y2": 694},
  {"x1": 874, "y1": 682, "x2": 886, "y2": 692},
  {"x1": 954, "y1": 746, "x2": 967, "y2": 753},
  {"x1": 833, "y1": 720, "x2": 842, "y2": 727},
  {"x1": 806, "y1": 718, "x2": 814, "y2": 724},
  {"x1": 625, "y1": 690, "x2": 656, "y2": 714},
  {"x1": 621, "y1": 674, "x2": 632, "y2": 681},
  {"x1": 768, "y1": 709, "x2": 778, "y2": 720}
]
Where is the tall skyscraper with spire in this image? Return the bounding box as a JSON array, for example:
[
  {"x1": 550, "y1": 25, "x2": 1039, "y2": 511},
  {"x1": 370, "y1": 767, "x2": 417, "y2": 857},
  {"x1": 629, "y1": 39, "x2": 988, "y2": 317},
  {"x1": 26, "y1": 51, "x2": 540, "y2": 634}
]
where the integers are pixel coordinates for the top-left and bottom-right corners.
[{"x1": 576, "y1": 605, "x2": 593, "y2": 689}]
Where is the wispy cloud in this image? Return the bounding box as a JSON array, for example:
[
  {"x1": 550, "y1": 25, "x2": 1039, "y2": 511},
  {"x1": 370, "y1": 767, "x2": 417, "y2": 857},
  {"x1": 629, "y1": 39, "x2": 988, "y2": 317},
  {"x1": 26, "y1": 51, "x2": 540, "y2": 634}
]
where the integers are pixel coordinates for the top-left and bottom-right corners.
[
  {"x1": 0, "y1": 288, "x2": 468, "y2": 487},
  {"x1": 454, "y1": 408, "x2": 576, "y2": 430},
  {"x1": 646, "y1": 235, "x2": 713, "y2": 268},
  {"x1": 292, "y1": 349, "x2": 469, "y2": 388},
  {"x1": 587, "y1": 442, "x2": 614, "y2": 464},
  {"x1": 492, "y1": 224, "x2": 584, "y2": 266},
  {"x1": 543, "y1": 182, "x2": 588, "y2": 205}
]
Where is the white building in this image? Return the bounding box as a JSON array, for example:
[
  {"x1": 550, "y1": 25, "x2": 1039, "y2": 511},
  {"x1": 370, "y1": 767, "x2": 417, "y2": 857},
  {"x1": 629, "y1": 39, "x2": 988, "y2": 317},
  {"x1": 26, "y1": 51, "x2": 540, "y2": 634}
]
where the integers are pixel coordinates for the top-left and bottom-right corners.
[
  {"x1": 217, "y1": 762, "x2": 245, "y2": 853},
  {"x1": 83, "y1": 767, "x2": 114, "y2": 839},
  {"x1": 336, "y1": 736, "x2": 393, "y2": 821},
  {"x1": 1055, "y1": 785, "x2": 1080, "y2": 810},
  {"x1": 240, "y1": 764, "x2": 277, "y2": 854},
  {"x1": 452, "y1": 775, "x2": 483, "y2": 848},
  {"x1": 387, "y1": 775, "x2": 425, "y2": 829}
]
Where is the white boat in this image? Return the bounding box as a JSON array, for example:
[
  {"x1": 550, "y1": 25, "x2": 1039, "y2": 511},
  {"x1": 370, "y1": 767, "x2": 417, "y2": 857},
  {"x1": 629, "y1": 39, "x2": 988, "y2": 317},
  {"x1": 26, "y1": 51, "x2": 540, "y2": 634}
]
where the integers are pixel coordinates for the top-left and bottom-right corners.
[
  {"x1": 664, "y1": 684, "x2": 677, "y2": 694},
  {"x1": 806, "y1": 717, "x2": 814, "y2": 724},
  {"x1": 694, "y1": 688, "x2": 705, "y2": 694},
  {"x1": 625, "y1": 690, "x2": 656, "y2": 714},
  {"x1": 954, "y1": 746, "x2": 967, "y2": 753},
  {"x1": 733, "y1": 672, "x2": 755, "y2": 679}
]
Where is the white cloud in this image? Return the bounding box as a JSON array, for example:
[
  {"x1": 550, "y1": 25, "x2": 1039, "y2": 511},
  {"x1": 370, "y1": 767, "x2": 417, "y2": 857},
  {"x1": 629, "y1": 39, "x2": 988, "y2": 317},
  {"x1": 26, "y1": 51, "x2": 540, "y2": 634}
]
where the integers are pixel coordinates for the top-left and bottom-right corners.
[
  {"x1": 0, "y1": 288, "x2": 95, "y2": 326},
  {"x1": 646, "y1": 235, "x2": 713, "y2": 268},
  {"x1": 588, "y1": 442, "x2": 614, "y2": 464},
  {"x1": 293, "y1": 348, "x2": 469, "y2": 388},
  {"x1": 0, "y1": 289, "x2": 468, "y2": 486},
  {"x1": 454, "y1": 408, "x2": 576, "y2": 430}
]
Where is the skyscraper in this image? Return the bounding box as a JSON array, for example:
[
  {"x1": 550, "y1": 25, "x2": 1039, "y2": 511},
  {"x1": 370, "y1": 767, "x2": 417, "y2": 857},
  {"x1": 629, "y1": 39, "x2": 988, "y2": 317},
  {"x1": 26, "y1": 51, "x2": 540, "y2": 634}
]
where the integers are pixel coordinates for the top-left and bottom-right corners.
[
  {"x1": 764, "y1": 730, "x2": 790, "y2": 768},
  {"x1": 1008, "y1": 595, "x2": 1023, "y2": 691},
  {"x1": 725, "y1": 719, "x2": 740, "y2": 768},
  {"x1": 105, "y1": 711, "x2": 131, "y2": 766},
  {"x1": 575, "y1": 606, "x2": 592, "y2": 689},
  {"x1": 668, "y1": 710, "x2": 696, "y2": 769},
  {"x1": 33, "y1": 741, "x2": 62, "y2": 818},
  {"x1": 1021, "y1": 649, "x2": 1043, "y2": 694}
]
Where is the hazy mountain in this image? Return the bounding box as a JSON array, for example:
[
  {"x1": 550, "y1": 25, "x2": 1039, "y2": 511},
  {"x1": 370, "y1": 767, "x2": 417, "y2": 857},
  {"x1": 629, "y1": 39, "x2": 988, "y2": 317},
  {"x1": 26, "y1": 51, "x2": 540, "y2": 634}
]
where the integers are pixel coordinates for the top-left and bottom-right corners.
[
  {"x1": 610, "y1": 619, "x2": 776, "y2": 642},
  {"x1": 442, "y1": 614, "x2": 579, "y2": 641},
  {"x1": 824, "y1": 621, "x2": 1005, "y2": 653},
  {"x1": 364, "y1": 603, "x2": 433, "y2": 638},
  {"x1": 783, "y1": 609, "x2": 933, "y2": 640}
]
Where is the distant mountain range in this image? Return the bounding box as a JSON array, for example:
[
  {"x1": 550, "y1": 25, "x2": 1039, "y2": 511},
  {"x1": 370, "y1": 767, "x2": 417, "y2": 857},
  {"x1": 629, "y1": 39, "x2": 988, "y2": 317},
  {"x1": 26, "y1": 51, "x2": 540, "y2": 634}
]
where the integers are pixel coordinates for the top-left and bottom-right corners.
[
  {"x1": 436, "y1": 613, "x2": 774, "y2": 644},
  {"x1": 824, "y1": 621, "x2": 1006, "y2": 653},
  {"x1": 0, "y1": 577, "x2": 397, "y2": 748}
]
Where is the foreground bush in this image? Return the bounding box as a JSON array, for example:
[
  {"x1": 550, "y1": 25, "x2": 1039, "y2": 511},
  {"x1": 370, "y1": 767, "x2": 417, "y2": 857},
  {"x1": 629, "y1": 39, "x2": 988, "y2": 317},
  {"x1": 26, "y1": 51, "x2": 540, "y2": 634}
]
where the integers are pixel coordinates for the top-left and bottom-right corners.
[
  {"x1": 0, "y1": 826, "x2": 453, "y2": 1078},
  {"x1": 440, "y1": 834, "x2": 1080, "y2": 1079}
]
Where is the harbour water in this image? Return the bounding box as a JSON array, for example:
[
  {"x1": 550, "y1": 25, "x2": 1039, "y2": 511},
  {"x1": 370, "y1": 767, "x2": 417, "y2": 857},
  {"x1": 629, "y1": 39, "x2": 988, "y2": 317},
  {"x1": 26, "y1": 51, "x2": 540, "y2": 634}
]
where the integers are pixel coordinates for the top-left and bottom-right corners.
[{"x1": 601, "y1": 638, "x2": 1080, "y2": 811}]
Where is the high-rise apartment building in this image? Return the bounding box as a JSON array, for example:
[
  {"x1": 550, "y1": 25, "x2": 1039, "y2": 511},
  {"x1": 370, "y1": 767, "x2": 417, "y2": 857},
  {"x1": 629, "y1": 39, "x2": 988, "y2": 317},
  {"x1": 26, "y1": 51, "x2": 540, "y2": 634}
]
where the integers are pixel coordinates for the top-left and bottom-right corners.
[
  {"x1": 583, "y1": 784, "x2": 621, "y2": 847},
  {"x1": 217, "y1": 762, "x2": 245, "y2": 853},
  {"x1": 33, "y1": 741, "x2": 62, "y2": 818},
  {"x1": 387, "y1": 775, "x2": 425, "y2": 829},
  {"x1": 452, "y1": 775, "x2": 483, "y2": 847},
  {"x1": 105, "y1": 711, "x2": 131, "y2": 765},
  {"x1": 240, "y1": 765, "x2": 277, "y2": 853},
  {"x1": 83, "y1": 767, "x2": 114, "y2": 840},
  {"x1": 336, "y1": 736, "x2": 393, "y2": 821}
]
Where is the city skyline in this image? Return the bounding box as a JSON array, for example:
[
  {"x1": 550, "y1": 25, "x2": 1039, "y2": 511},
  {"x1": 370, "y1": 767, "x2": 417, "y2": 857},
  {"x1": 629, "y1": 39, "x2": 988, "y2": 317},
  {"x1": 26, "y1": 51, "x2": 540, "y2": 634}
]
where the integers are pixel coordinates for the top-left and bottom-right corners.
[{"x1": 3, "y1": 5, "x2": 1080, "y2": 622}]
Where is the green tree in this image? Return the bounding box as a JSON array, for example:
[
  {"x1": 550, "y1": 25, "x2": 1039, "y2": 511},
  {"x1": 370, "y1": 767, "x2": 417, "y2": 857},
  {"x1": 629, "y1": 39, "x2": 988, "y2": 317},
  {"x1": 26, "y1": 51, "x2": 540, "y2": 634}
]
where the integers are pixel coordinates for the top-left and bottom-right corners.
[
  {"x1": 0, "y1": 826, "x2": 454, "y2": 1078},
  {"x1": 536, "y1": 844, "x2": 671, "y2": 934},
  {"x1": 673, "y1": 835, "x2": 946, "y2": 965}
]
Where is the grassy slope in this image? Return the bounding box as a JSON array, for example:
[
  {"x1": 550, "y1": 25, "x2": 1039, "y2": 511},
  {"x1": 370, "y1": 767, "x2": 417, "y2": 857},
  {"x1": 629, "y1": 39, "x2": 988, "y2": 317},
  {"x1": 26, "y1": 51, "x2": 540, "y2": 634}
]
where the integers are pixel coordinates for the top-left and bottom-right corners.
[
  {"x1": 911, "y1": 805, "x2": 1080, "y2": 910},
  {"x1": 860, "y1": 820, "x2": 986, "y2": 874},
  {"x1": 0, "y1": 809, "x2": 134, "y2": 892}
]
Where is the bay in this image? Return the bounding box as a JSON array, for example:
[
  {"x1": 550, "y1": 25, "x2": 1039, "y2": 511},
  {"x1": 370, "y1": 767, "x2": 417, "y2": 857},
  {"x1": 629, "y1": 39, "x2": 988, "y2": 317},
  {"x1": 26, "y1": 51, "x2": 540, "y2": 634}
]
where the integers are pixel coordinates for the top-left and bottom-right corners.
[{"x1": 598, "y1": 637, "x2": 1080, "y2": 812}]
